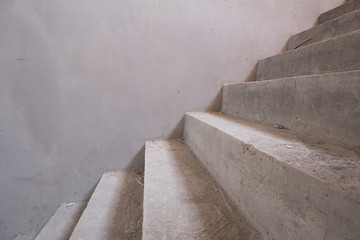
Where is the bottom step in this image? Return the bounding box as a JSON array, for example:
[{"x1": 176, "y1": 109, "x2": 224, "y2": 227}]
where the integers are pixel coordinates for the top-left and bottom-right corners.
[
  {"x1": 35, "y1": 202, "x2": 86, "y2": 240},
  {"x1": 69, "y1": 170, "x2": 144, "y2": 240},
  {"x1": 143, "y1": 140, "x2": 262, "y2": 240}
]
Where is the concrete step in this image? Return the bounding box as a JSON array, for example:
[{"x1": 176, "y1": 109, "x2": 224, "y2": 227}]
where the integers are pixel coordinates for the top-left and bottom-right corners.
[
  {"x1": 143, "y1": 139, "x2": 262, "y2": 240},
  {"x1": 256, "y1": 30, "x2": 360, "y2": 81},
  {"x1": 34, "y1": 202, "x2": 86, "y2": 240},
  {"x1": 222, "y1": 71, "x2": 360, "y2": 148},
  {"x1": 288, "y1": 9, "x2": 360, "y2": 50},
  {"x1": 319, "y1": 0, "x2": 360, "y2": 24},
  {"x1": 69, "y1": 170, "x2": 144, "y2": 240},
  {"x1": 184, "y1": 112, "x2": 360, "y2": 240}
]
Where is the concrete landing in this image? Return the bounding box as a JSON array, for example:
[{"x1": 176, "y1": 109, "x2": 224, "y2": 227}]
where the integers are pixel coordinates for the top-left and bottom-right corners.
[
  {"x1": 185, "y1": 112, "x2": 360, "y2": 240},
  {"x1": 256, "y1": 30, "x2": 360, "y2": 81},
  {"x1": 143, "y1": 140, "x2": 262, "y2": 240},
  {"x1": 288, "y1": 9, "x2": 360, "y2": 50},
  {"x1": 69, "y1": 170, "x2": 144, "y2": 240},
  {"x1": 319, "y1": 0, "x2": 360, "y2": 24},
  {"x1": 35, "y1": 202, "x2": 86, "y2": 240},
  {"x1": 222, "y1": 71, "x2": 360, "y2": 148}
]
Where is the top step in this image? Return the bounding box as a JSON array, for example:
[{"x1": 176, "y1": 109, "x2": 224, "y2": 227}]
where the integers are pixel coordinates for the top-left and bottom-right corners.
[
  {"x1": 256, "y1": 30, "x2": 360, "y2": 81},
  {"x1": 319, "y1": 0, "x2": 360, "y2": 24},
  {"x1": 288, "y1": 9, "x2": 360, "y2": 50}
]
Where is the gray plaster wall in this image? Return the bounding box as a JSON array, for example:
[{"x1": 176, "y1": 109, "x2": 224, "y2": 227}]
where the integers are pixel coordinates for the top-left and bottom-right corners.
[{"x1": 0, "y1": 0, "x2": 342, "y2": 239}]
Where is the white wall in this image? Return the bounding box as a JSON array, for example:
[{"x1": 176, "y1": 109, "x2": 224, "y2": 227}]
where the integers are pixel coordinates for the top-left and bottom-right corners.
[{"x1": 0, "y1": 0, "x2": 343, "y2": 239}]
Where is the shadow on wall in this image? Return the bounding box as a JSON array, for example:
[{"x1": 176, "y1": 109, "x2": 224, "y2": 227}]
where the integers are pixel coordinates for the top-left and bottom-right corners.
[
  {"x1": 244, "y1": 63, "x2": 258, "y2": 82},
  {"x1": 244, "y1": 40, "x2": 288, "y2": 83},
  {"x1": 280, "y1": 39, "x2": 290, "y2": 53},
  {"x1": 126, "y1": 146, "x2": 145, "y2": 172},
  {"x1": 126, "y1": 85, "x2": 224, "y2": 174},
  {"x1": 167, "y1": 117, "x2": 185, "y2": 140},
  {"x1": 205, "y1": 87, "x2": 223, "y2": 112},
  {"x1": 165, "y1": 87, "x2": 224, "y2": 141},
  {"x1": 123, "y1": 86, "x2": 224, "y2": 173}
]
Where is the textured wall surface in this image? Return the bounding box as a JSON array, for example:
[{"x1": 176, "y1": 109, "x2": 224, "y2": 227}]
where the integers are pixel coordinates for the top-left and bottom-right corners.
[{"x1": 0, "y1": 0, "x2": 342, "y2": 239}]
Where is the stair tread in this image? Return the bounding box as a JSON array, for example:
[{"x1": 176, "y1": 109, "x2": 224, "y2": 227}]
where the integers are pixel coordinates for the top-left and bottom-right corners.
[
  {"x1": 186, "y1": 112, "x2": 360, "y2": 203},
  {"x1": 288, "y1": 9, "x2": 360, "y2": 50},
  {"x1": 69, "y1": 170, "x2": 143, "y2": 240},
  {"x1": 256, "y1": 29, "x2": 360, "y2": 81},
  {"x1": 319, "y1": 0, "x2": 360, "y2": 24},
  {"x1": 222, "y1": 70, "x2": 360, "y2": 147},
  {"x1": 143, "y1": 139, "x2": 262, "y2": 240},
  {"x1": 35, "y1": 202, "x2": 86, "y2": 240}
]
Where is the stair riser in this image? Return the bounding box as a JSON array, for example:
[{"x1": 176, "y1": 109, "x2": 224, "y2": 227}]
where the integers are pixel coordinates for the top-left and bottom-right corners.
[
  {"x1": 319, "y1": 1, "x2": 360, "y2": 24},
  {"x1": 222, "y1": 71, "x2": 360, "y2": 148},
  {"x1": 184, "y1": 114, "x2": 360, "y2": 240},
  {"x1": 256, "y1": 31, "x2": 360, "y2": 81},
  {"x1": 288, "y1": 10, "x2": 360, "y2": 50}
]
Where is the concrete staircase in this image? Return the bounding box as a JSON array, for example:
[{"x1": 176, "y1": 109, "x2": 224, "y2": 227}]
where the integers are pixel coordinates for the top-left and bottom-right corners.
[{"x1": 17, "y1": 2, "x2": 360, "y2": 240}]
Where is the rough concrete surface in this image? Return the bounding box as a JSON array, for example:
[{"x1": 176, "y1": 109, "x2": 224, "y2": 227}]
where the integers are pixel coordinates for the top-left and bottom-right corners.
[
  {"x1": 143, "y1": 140, "x2": 262, "y2": 240},
  {"x1": 69, "y1": 170, "x2": 143, "y2": 240},
  {"x1": 319, "y1": 0, "x2": 360, "y2": 24},
  {"x1": 288, "y1": 9, "x2": 360, "y2": 50},
  {"x1": 222, "y1": 71, "x2": 360, "y2": 148},
  {"x1": 256, "y1": 30, "x2": 360, "y2": 81},
  {"x1": 184, "y1": 112, "x2": 360, "y2": 240},
  {"x1": 34, "y1": 202, "x2": 86, "y2": 240},
  {"x1": 14, "y1": 235, "x2": 33, "y2": 240},
  {"x1": 0, "y1": 0, "x2": 343, "y2": 238}
]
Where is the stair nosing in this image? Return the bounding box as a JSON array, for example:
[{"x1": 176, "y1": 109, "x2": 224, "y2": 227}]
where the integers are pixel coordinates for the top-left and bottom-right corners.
[
  {"x1": 258, "y1": 28, "x2": 360, "y2": 63},
  {"x1": 224, "y1": 70, "x2": 360, "y2": 86},
  {"x1": 288, "y1": 8, "x2": 360, "y2": 50}
]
